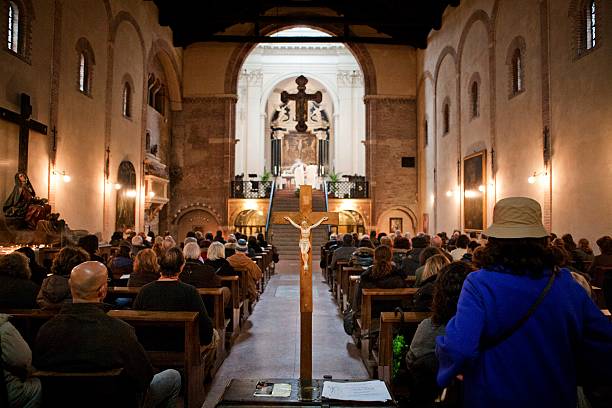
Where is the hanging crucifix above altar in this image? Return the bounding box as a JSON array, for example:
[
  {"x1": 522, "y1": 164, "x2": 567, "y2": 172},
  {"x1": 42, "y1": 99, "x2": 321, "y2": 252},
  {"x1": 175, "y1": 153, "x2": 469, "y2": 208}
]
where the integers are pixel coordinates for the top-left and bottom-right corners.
[
  {"x1": 281, "y1": 75, "x2": 322, "y2": 132},
  {"x1": 0, "y1": 93, "x2": 48, "y2": 172}
]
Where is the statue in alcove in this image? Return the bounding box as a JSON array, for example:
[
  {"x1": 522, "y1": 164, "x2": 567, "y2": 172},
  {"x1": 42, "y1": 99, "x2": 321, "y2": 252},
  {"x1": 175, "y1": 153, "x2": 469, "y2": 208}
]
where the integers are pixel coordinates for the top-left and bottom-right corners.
[{"x1": 3, "y1": 172, "x2": 51, "y2": 229}]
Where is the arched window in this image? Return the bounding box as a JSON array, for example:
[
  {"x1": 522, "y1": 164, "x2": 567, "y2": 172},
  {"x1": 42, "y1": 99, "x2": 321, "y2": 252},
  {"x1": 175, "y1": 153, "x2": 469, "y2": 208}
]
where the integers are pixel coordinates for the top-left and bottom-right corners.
[
  {"x1": 585, "y1": 0, "x2": 596, "y2": 50},
  {"x1": 443, "y1": 102, "x2": 450, "y2": 135},
  {"x1": 470, "y1": 81, "x2": 479, "y2": 118},
  {"x1": 511, "y1": 49, "x2": 523, "y2": 94},
  {"x1": 7, "y1": 1, "x2": 19, "y2": 53},
  {"x1": 78, "y1": 52, "x2": 88, "y2": 92},
  {"x1": 75, "y1": 38, "x2": 95, "y2": 95},
  {"x1": 424, "y1": 119, "x2": 429, "y2": 147},
  {"x1": 570, "y1": 0, "x2": 600, "y2": 59},
  {"x1": 122, "y1": 82, "x2": 131, "y2": 118}
]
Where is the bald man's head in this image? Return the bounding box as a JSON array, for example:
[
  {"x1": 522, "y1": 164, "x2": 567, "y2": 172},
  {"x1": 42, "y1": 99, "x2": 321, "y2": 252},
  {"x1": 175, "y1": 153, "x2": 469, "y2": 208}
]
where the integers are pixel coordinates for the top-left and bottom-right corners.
[{"x1": 69, "y1": 261, "x2": 108, "y2": 303}]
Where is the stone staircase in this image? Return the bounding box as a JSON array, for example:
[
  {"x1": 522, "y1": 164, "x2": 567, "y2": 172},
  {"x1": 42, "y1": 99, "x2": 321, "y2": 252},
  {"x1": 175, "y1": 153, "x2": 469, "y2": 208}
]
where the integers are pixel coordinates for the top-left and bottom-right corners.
[{"x1": 268, "y1": 189, "x2": 329, "y2": 262}]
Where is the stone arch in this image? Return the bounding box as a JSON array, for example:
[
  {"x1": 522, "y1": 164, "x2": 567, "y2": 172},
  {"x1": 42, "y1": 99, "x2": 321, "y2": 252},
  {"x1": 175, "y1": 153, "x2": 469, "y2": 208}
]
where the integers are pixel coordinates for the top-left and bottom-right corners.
[
  {"x1": 376, "y1": 206, "x2": 418, "y2": 235},
  {"x1": 457, "y1": 9, "x2": 492, "y2": 68},
  {"x1": 224, "y1": 24, "x2": 377, "y2": 96},
  {"x1": 174, "y1": 208, "x2": 222, "y2": 240},
  {"x1": 171, "y1": 202, "x2": 223, "y2": 226},
  {"x1": 147, "y1": 38, "x2": 182, "y2": 111}
]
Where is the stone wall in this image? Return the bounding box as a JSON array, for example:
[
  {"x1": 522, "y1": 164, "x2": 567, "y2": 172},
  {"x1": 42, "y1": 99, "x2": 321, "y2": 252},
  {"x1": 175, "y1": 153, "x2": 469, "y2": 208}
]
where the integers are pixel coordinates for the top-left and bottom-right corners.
[
  {"x1": 419, "y1": 0, "x2": 612, "y2": 247},
  {"x1": 169, "y1": 96, "x2": 236, "y2": 236},
  {"x1": 365, "y1": 96, "x2": 418, "y2": 234}
]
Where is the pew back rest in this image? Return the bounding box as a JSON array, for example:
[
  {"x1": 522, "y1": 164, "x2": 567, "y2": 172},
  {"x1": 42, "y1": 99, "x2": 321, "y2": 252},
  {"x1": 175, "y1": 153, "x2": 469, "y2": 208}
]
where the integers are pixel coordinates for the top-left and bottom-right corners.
[{"x1": 108, "y1": 310, "x2": 200, "y2": 366}]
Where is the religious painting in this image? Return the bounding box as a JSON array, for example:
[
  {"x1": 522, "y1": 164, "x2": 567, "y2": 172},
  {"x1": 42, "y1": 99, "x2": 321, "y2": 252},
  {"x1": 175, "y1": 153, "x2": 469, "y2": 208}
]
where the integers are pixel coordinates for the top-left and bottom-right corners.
[
  {"x1": 115, "y1": 161, "x2": 136, "y2": 231},
  {"x1": 389, "y1": 217, "x2": 403, "y2": 233},
  {"x1": 281, "y1": 132, "x2": 317, "y2": 170},
  {"x1": 463, "y1": 151, "x2": 486, "y2": 231},
  {"x1": 422, "y1": 213, "x2": 429, "y2": 234}
]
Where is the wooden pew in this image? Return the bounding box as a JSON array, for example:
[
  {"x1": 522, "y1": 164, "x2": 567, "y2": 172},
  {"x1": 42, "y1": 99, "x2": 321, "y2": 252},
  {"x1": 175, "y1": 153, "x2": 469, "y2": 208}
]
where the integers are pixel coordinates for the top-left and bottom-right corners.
[
  {"x1": 1, "y1": 308, "x2": 56, "y2": 346},
  {"x1": 332, "y1": 260, "x2": 349, "y2": 297},
  {"x1": 33, "y1": 368, "x2": 136, "y2": 406},
  {"x1": 359, "y1": 288, "x2": 418, "y2": 368},
  {"x1": 339, "y1": 266, "x2": 365, "y2": 311},
  {"x1": 106, "y1": 286, "x2": 228, "y2": 370},
  {"x1": 108, "y1": 310, "x2": 204, "y2": 408},
  {"x1": 220, "y1": 275, "x2": 242, "y2": 339},
  {"x1": 348, "y1": 275, "x2": 361, "y2": 311},
  {"x1": 253, "y1": 256, "x2": 265, "y2": 292},
  {"x1": 377, "y1": 311, "x2": 431, "y2": 384}
]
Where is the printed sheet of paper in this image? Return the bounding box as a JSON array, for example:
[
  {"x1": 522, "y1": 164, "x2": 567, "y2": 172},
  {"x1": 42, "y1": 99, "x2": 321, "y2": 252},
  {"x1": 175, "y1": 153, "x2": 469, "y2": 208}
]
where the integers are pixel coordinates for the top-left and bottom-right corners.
[
  {"x1": 253, "y1": 381, "x2": 291, "y2": 397},
  {"x1": 321, "y1": 380, "x2": 391, "y2": 402}
]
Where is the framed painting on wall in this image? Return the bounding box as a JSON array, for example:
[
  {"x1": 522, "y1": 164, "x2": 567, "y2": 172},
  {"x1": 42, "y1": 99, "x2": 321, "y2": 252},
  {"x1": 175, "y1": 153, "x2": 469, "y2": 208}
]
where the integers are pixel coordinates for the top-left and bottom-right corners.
[
  {"x1": 389, "y1": 217, "x2": 403, "y2": 233},
  {"x1": 463, "y1": 150, "x2": 487, "y2": 231}
]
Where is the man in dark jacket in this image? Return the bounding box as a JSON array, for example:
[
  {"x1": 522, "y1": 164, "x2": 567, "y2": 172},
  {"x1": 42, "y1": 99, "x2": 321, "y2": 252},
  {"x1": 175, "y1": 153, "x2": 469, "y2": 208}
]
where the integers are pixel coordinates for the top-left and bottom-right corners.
[
  {"x1": 34, "y1": 261, "x2": 180, "y2": 407},
  {"x1": 330, "y1": 234, "x2": 357, "y2": 275}
]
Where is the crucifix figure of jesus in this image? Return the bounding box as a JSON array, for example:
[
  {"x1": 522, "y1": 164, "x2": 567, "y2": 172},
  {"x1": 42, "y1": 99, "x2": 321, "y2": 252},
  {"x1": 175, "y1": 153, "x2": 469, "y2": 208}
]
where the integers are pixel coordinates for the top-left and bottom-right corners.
[
  {"x1": 283, "y1": 215, "x2": 328, "y2": 271},
  {"x1": 272, "y1": 185, "x2": 338, "y2": 382},
  {"x1": 281, "y1": 75, "x2": 322, "y2": 132}
]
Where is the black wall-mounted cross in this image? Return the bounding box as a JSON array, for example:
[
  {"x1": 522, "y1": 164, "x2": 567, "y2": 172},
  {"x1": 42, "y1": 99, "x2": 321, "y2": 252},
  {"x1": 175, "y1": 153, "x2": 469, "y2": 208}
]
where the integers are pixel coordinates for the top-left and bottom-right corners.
[
  {"x1": 0, "y1": 93, "x2": 48, "y2": 172},
  {"x1": 281, "y1": 75, "x2": 322, "y2": 132}
]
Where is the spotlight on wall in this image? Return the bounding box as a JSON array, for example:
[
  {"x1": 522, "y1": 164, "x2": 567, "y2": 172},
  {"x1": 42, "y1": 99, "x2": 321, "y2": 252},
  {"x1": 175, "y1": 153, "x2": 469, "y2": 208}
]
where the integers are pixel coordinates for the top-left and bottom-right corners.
[
  {"x1": 445, "y1": 190, "x2": 453, "y2": 197},
  {"x1": 114, "y1": 183, "x2": 122, "y2": 190},
  {"x1": 52, "y1": 170, "x2": 71, "y2": 183},
  {"x1": 148, "y1": 191, "x2": 156, "y2": 198},
  {"x1": 528, "y1": 171, "x2": 548, "y2": 185},
  {"x1": 126, "y1": 189, "x2": 137, "y2": 198},
  {"x1": 478, "y1": 185, "x2": 485, "y2": 192}
]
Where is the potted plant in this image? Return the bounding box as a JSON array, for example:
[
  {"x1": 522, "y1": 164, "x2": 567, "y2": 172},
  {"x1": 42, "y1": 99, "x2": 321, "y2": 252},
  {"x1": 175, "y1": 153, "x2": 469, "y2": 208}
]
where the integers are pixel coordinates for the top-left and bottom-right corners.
[
  {"x1": 261, "y1": 169, "x2": 272, "y2": 197},
  {"x1": 327, "y1": 170, "x2": 341, "y2": 198}
]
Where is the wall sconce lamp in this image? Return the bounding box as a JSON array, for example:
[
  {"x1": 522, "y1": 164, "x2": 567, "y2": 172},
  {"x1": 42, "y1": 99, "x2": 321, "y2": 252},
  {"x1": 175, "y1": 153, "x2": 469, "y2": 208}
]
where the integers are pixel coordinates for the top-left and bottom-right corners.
[
  {"x1": 528, "y1": 171, "x2": 548, "y2": 185},
  {"x1": 52, "y1": 170, "x2": 71, "y2": 183}
]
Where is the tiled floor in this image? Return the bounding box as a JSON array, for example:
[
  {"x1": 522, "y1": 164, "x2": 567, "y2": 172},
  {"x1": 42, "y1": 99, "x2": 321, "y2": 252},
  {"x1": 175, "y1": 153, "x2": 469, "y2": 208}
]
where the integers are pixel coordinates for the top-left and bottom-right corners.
[{"x1": 203, "y1": 259, "x2": 368, "y2": 407}]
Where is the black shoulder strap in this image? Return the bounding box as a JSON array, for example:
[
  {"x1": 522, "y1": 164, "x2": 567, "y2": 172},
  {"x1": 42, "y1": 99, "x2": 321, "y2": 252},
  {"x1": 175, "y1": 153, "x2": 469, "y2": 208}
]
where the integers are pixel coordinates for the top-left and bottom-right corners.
[{"x1": 482, "y1": 268, "x2": 557, "y2": 350}]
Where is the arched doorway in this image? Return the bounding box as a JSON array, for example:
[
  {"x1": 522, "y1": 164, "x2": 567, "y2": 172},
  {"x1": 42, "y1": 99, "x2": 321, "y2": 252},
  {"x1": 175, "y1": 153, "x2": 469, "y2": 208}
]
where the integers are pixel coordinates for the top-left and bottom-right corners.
[
  {"x1": 115, "y1": 161, "x2": 136, "y2": 230},
  {"x1": 233, "y1": 209, "x2": 266, "y2": 236},
  {"x1": 176, "y1": 209, "x2": 220, "y2": 242},
  {"x1": 330, "y1": 210, "x2": 366, "y2": 235}
]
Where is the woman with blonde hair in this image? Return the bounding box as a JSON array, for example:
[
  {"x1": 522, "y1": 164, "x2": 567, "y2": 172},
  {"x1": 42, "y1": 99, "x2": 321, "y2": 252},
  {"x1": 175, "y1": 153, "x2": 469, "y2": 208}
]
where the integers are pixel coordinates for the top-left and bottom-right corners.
[
  {"x1": 128, "y1": 249, "x2": 160, "y2": 287},
  {"x1": 413, "y1": 254, "x2": 451, "y2": 311}
]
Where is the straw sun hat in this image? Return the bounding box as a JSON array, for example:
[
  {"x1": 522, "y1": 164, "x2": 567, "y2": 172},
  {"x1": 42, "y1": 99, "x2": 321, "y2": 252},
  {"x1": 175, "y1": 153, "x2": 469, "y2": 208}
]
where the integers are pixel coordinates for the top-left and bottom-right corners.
[{"x1": 484, "y1": 197, "x2": 548, "y2": 239}]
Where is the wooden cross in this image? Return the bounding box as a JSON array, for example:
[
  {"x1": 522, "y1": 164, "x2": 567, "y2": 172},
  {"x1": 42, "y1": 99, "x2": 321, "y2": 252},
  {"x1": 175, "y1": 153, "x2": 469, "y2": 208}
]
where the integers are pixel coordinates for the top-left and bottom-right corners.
[
  {"x1": 0, "y1": 93, "x2": 48, "y2": 172},
  {"x1": 271, "y1": 185, "x2": 338, "y2": 381},
  {"x1": 281, "y1": 75, "x2": 322, "y2": 133}
]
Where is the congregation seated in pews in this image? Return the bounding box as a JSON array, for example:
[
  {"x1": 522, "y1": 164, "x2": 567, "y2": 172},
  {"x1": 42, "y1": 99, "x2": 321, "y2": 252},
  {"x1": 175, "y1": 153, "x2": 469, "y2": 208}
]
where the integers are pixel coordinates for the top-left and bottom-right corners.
[
  {"x1": 0, "y1": 226, "x2": 277, "y2": 407},
  {"x1": 321, "y1": 197, "x2": 612, "y2": 407}
]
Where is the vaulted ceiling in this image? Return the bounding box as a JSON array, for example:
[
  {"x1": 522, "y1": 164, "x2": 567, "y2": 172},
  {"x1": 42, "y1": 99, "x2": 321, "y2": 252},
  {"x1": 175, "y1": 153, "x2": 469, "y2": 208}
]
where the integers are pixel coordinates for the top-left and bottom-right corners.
[{"x1": 151, "y1": 0, "x2": 460, "y2": 49}]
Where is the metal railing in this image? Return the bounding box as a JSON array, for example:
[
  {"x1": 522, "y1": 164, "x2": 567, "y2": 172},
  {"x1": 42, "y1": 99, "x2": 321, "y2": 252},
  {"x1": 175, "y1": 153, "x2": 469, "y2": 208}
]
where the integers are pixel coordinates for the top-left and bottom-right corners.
[
  {"x1": 230, "y1": 180, "x2": 274, "y2": 199},
  {"x1": 325, "y1": 180, "x2": 369, "y2": 199},
  {"x1": 264, "y1": 180, "x2": 276, "y2": 242}
]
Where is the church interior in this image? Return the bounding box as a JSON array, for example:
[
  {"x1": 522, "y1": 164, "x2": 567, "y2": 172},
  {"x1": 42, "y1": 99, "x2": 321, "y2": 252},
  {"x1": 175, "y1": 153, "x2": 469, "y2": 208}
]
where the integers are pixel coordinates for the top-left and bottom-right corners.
[{"x1": 0, "y1": 0, "x2": 611, "y2": 407}]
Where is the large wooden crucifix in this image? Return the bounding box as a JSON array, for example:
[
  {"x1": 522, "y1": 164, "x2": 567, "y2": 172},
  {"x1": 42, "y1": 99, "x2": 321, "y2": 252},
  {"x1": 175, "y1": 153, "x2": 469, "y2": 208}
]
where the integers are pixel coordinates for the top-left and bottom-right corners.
[
  {"x1": 272, "y1": 185, "x2": 338, "y2": 382},
  {"x1": 0, "y1": 93, "x2": 48, "y2": 172},
  {"x1": 281, "y1": 75, "x2": 322, "y2": 132}
]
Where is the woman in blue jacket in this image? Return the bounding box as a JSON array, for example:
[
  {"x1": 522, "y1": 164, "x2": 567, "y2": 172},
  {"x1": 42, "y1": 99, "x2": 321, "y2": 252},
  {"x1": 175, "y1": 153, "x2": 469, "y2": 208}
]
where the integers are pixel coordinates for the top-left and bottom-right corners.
[{"x1": 436, "y1": 197, "x2": 612, "y2": 408}]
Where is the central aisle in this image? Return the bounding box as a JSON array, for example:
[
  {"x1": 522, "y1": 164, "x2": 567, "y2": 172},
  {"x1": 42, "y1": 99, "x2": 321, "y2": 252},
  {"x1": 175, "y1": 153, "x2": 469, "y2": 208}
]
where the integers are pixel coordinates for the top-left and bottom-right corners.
[{"x1": 204, "y1": 259, "x2": 368, "y2": 406}]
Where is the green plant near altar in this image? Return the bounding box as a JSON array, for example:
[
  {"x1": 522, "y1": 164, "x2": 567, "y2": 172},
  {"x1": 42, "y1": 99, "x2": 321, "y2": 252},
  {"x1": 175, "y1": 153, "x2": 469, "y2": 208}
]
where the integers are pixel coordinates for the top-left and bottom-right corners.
[
  {"x1": 326, "y1": 170, "x2": 341, "y2": 197},
  {"x1": 261, "y1": 169, "x2": 271, "y2": 182}
]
